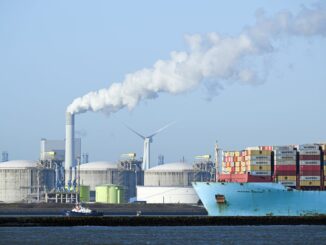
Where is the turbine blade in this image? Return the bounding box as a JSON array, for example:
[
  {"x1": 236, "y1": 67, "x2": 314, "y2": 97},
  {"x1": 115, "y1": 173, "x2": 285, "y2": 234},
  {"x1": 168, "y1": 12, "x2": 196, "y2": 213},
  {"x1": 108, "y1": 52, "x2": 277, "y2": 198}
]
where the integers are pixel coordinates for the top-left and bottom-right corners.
[
  {"x1": 124, "y1": 124, "x2": 146, "y2": 140},
  {"x1": 148, "y1": 121, "x2": 175, "y2": 138}
]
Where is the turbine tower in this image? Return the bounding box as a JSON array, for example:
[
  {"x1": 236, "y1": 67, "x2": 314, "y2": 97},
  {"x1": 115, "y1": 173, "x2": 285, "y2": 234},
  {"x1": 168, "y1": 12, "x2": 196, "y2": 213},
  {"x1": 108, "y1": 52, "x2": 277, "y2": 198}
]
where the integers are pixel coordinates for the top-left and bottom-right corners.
[{"x1": 125, "y1": 122, "x2": 174, "y2": 171}]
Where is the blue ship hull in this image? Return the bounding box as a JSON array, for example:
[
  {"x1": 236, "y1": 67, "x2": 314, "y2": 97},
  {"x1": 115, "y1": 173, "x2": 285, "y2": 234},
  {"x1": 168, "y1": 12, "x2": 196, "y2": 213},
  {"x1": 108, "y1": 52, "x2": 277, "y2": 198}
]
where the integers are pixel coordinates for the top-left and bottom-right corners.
[{"x1": 192, "y1": 182, "x2": 326, "y2": 216}]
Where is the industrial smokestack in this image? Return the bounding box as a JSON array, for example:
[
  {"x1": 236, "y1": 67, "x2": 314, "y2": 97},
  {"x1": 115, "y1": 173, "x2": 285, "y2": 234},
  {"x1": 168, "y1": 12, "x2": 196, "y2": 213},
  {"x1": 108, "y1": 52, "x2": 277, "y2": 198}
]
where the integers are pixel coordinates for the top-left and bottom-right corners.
[{"x1": 65, "y1": 112, "x2": 75, "y2": 188}]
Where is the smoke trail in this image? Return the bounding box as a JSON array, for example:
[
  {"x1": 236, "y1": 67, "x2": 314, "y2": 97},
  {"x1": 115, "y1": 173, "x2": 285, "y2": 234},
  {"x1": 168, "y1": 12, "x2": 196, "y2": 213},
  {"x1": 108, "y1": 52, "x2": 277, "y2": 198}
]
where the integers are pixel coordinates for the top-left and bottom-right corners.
[{"x1": 67, "y1": 3, "x2": 326, "y2": 115}]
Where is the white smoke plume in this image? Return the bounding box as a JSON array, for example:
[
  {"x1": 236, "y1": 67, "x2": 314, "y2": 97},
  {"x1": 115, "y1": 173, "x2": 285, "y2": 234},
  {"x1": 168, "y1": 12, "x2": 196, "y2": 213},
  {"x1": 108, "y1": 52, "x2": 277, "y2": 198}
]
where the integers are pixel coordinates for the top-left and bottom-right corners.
[{"x1": 67, "y1": 3, "x2": 326, "y2": 115}]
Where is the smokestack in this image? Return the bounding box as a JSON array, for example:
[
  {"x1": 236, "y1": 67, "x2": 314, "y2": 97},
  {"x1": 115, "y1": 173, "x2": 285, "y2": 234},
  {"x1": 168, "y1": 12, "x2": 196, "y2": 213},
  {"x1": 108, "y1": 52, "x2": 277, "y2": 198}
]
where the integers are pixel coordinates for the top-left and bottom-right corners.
[{"x1": 65, "y1": 112, "x2": 75, "y2": 188}]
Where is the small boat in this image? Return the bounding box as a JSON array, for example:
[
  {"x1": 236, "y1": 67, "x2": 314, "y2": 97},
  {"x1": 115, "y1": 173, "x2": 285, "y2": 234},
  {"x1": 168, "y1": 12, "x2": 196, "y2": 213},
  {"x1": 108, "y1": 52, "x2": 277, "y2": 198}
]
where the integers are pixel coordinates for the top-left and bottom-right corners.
[{"x1": 65, "y1": 203, "x2": 103, "y2": 217}]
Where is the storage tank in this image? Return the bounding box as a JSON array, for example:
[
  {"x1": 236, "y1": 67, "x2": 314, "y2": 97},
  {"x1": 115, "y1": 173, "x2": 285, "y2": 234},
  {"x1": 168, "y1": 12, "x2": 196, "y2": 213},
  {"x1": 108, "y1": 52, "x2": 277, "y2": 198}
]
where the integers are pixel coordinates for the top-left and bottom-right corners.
[
  {"x1": 144, "y1": 162, "x2": 196, "y2": 186},
  {"x1": 95, "y1": 184, "x2": 125, "y2": 204},
  {"x1": 78, "y1": 185, "x2": 90, "y2": 202},
  {"x1": 138, "y1": 162, "x2": 202, "y2": 204},
  {"x1": 0, "y1": 160, "x2": 55, "y2": 203}
]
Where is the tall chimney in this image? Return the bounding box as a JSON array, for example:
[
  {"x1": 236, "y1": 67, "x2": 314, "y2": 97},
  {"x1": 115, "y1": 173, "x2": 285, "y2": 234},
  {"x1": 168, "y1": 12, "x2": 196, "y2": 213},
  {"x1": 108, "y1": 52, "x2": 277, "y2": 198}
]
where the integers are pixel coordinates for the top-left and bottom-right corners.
[{"x1": 65, "y1": 112, "x2": 75, "y2": 188}]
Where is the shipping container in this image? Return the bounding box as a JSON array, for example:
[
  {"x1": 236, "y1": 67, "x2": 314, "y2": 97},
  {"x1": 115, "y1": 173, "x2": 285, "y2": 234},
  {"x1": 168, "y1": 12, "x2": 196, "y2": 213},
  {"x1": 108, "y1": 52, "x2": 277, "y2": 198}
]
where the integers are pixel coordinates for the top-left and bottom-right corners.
[
  {"x1": 274, "y1": 171, "x2": 296, "y2": 176},
  {"x1": 299, "y1": 149, "x2": 320, "y2": 155},
  {"x1": 246, "y1": 147, "x2": 260, "y2": 151},
  {"x1": 278, "y1": 181, "x2": 296, "y2": 186},
  {"x1": 274, "y1": 165, "x2": 296, "y2": 171},
  {"x1": 299, "y1": 160, "x2": 321, "y2": 165},
  {"x1": 299, "y1": 155, "x2": 320, "y2": 161},
  {"x1": 276, "y1": 176, "x2": 297, "y2": 181},
  {"x1": 250, "y1": 171, "x2": 271, "y2": 176},
  {"x1": 300, "y1": 176, "x2": 320, "y2": 181},
  {"x1": 246, "y1": 160, "x2": 271, "y2": 166},
  {"x1": 259, "y1": 146, "x2": 273, "y2": 151},
  {"x1": 245, "y1": 150, "x2": 271, "y2": 156},
  {"x1": 274, "y1": 161, "x2": 296, "y2": 166},
  {"x1": 248, "y1": 165, "x2": 271, "y2": 171},
  {"x1": 245, "y1": 155, "x2": 271, "y2": 161},
  {"x1": 275, "y1": 156, "x2": 296, "y2": 161},
  {"x1": 299, "y1": 144, "x2": 319, "y2": 151},
  {"x1": 274, "y1": 147, "x2": 295, "y2": 152},
  {"x1": 299, "y1": 165, "x2": 321, "y2": 171},
  {"x1": 299, "y1": 180, "x2": 320, "y2": 186}
]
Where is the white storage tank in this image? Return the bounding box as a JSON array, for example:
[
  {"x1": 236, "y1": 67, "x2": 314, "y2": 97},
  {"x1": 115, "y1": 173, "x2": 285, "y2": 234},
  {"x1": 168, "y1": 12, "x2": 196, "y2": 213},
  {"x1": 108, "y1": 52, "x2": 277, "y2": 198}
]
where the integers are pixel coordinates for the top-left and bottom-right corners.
[
  {"x1": 137, "y1": 186, "x2": 199, "y2": 204},
  {"x1": 0, "y1": 160, "x2": 55, "y2": 203},
  {"x1": 79, "y1": 161, "x2": 118, "y2": 190},
  {"x1": 144, "y1": 162, "x2": 196, "y2": 186}
]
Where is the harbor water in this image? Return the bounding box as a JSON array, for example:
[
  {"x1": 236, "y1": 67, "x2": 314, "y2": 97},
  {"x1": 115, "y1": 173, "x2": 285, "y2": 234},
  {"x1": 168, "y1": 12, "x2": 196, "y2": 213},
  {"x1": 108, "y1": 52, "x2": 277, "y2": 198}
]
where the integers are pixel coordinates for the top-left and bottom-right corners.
[{"x1": 1, "y1": 225, "x2": 326, "y2": 244}]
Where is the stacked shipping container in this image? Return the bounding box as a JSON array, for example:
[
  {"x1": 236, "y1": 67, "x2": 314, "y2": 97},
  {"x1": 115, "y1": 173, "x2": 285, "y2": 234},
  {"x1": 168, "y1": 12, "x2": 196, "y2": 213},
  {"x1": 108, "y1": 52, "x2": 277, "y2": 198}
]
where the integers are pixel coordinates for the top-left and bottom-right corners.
[
  {"x1": 299, "y1": 144, "x2": 321, "y2": 188},
  {"x1": 245, "y1": 149, "x2": 272, "y2": 178},
  {"x1": 222, "y1": 151, "x2": 244, "y2": 174},
  {"x1": 219, "y1": 143, "x2": 326, "y2": 189},
  {"x1": 273, "y1": 146, "x2": 297, "y2": 187}
]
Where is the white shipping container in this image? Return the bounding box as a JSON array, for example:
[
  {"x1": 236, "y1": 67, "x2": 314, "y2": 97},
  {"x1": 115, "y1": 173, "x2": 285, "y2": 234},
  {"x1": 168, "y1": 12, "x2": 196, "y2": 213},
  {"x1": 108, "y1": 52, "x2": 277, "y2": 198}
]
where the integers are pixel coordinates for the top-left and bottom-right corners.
[
  {"x1": 245, "y1": 156, "x2": 271, "y2": 161},
  {"x1": 274, "y1": 150, "x2": 296, "y2": 155},
  {"x1": 250, "y1": 171, "x2": 271, "y2": 176},
  {"x1": 299, "y1": 149, "x2": 320, "y2": 155},
  {"x1": 279, "y1": 181, "x2": 296, "y2": 186},
  {"x1": 275, "y1": 156, "x2": 296, "y2": 161},
  {"x1": 300, "y1": 176, "x2": 320, "y2": 181},
  {"x1": 299, "y1": 144, "x2": 319, "y2": 151},
  {"x1": 273, "y1": 146, "x2": 295, "y2": 151},
  {"x1": 299, "y1": 160, "x2": 320, "y2": 165},
  {"x1": 247, "y1": 161, "x2": 271, "y2": 166},
  {"x1": 245, "y1": 146, "x2": 260, "y2": 150}
]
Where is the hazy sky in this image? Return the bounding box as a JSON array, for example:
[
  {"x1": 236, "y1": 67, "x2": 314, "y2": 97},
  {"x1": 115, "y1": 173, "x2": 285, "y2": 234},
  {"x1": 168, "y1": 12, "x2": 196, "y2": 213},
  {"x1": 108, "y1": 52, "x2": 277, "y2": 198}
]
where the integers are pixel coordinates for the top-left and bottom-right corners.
[{"x1": 1, "y1": 1, "x2": 326, "y2": 165}]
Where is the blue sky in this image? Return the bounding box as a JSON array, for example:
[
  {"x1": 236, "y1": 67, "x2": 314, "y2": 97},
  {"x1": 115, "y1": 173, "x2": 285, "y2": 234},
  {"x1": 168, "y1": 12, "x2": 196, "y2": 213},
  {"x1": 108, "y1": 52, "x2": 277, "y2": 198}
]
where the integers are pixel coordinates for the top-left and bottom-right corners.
[{"x1": 0, "y1": 1, "x2": 325, "y2": 165}]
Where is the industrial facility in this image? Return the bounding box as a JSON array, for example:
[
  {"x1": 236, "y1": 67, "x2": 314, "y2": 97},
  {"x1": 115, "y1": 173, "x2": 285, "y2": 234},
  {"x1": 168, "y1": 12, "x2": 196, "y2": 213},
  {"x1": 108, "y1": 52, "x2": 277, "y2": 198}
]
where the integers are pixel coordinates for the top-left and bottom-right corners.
[{"x1": 0, "y1": 111, "x2": 213, "y2": 204}]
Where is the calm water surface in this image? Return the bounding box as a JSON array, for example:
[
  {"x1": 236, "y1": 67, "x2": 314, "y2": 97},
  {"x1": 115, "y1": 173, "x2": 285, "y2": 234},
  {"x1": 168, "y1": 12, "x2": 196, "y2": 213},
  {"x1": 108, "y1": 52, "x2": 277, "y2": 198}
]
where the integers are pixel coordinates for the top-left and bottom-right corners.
[{"x1": 0, "y1": 225, "x2": 325, "y2": 245}]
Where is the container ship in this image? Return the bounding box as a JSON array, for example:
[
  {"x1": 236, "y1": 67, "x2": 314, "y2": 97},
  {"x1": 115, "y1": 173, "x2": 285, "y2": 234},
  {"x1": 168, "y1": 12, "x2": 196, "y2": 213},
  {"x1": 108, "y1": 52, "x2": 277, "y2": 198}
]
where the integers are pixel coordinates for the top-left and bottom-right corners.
[{"x1": 192, "y1": 144, "x2": 326, "y2": 216}]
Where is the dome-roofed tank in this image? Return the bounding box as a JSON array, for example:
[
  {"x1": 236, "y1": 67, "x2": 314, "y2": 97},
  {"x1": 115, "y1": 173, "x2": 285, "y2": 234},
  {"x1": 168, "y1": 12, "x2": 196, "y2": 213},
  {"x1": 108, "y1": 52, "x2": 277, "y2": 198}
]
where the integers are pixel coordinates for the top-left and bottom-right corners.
[
  {"x1": 0, "y1": 160, "x2": 38, "y2": 169},
  {"x1": 79, "y1": 161, "x2": 117, "y2": 170},
  {"x1": 144, "y1": 162, "x2": 195, "y2": 187},
  {"x1": 147, "y1": 162, "x2": 193, "y2": 172},
  {"x1": 0, "y1": 160, "x2": 55, "y2": 203}
]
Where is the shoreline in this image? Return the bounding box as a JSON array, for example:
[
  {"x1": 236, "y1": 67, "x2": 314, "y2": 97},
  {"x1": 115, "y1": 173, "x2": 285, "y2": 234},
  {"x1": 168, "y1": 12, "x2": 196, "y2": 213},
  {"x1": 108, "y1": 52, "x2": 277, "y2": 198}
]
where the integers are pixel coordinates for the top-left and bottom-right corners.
[{"x1": 1, "y1": 216, "x2": 326, "y2": 227}]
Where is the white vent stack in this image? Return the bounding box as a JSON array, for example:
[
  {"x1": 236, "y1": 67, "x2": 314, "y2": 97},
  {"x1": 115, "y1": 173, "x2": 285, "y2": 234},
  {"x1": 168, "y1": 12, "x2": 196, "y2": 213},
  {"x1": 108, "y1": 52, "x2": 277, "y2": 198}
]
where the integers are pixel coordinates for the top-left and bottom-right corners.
[{"x1": 65, "y1": 112, "x2": 75, "y2": 188}]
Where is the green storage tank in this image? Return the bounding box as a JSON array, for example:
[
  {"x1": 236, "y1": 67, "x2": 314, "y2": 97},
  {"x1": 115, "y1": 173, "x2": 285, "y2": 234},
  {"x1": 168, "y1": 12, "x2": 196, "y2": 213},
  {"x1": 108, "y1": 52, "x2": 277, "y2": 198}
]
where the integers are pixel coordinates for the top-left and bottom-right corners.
[
  {"x1": 95, "y1": 185, "x2": 125, "y2": 204},
  {"x1": 79, "y1": 185, "x2": 90, "y2": 202},
  {"x1": 109, "y1": 186, "x2": 117, "y2": 204},
  {"x1": 95, "y1": 185, "x2": 110, "y2": 203},
  {"x1": 117, "y1": 187, "x2": 124, "y2": 204}
]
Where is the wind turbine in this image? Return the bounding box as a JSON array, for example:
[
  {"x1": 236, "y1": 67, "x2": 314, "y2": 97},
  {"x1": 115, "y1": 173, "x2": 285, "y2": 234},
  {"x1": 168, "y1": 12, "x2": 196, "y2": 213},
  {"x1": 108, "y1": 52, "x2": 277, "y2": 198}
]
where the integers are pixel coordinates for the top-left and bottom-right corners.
[{"x1": 125, "y1": 122, "x2": 174, "y2": 170}]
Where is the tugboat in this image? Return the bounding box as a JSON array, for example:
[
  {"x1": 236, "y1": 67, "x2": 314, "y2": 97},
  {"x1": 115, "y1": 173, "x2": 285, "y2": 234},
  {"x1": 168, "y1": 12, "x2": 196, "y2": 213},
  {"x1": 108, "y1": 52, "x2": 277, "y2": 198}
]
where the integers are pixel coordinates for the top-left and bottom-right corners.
[{"x1": 65, "y1": 203, "x2": 103, "y2": 217}]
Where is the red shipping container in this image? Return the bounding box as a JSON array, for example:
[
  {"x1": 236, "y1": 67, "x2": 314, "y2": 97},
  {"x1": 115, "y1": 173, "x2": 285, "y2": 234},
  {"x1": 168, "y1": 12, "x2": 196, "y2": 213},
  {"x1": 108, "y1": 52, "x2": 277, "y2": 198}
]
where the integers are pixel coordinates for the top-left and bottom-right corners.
[
  {"x1": 248, "y1": 174, "x2": 272, "y2": 182},
  {"x1": 274, "y1": 171, "x2": 296, "y2": 176},
  {"x1": 299, "y1": 155, "x2": 320, "y2": 160},
  {"x1": 218, "y1": 173, "x2": 272, "y2": 183},
  {"x1": 300, "y1": 171, "x2": 321, "y2": 176},
  {"x1": 300, "y1": 165, "x2": 321, "y2": 172},
  {"x1": 274, "y1": 165, "x2": 296, "y2": 171}
]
